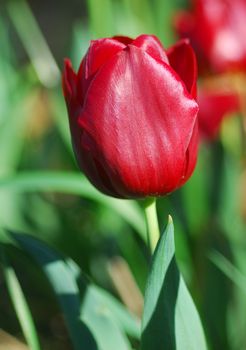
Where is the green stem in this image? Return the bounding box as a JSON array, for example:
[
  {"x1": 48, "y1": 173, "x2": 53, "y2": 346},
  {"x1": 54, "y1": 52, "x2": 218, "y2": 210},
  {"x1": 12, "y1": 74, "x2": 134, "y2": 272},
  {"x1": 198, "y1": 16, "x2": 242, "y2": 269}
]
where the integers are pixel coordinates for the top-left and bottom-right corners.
[{"x1": 143, "y1": 198, "x2": 160, "y2": 254}]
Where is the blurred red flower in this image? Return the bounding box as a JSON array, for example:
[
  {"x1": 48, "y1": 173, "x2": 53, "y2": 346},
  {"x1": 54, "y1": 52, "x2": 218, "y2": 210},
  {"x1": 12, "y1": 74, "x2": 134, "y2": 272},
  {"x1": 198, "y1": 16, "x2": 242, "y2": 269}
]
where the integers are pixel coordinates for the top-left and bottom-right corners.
[
  {"x1": 175, "y1": 0, "x2": 246, "y2": 73},
  {"x1": 175, "y1": 0, "x2": 245, "y2": 140},
  {"x1": 62, "y1": 35, "x2": 198, "y2": 198},
  {"x1": 198, "y1": 87, "x2": 239, "y2": 139}
]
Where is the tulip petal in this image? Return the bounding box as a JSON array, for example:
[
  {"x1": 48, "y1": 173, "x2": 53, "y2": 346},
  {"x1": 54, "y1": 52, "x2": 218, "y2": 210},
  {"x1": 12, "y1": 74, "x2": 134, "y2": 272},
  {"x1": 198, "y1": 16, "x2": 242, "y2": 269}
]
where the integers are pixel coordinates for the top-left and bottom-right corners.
[
  {"x1": 84, "y1": 38, "x2": 126, "y2": 79},
  {"x1": 167, "y1": 39, "x2": 198, "y2": 99},
  {"x1": 77, "y1": 38, "x2": 126, "y2": 104},
  {"x1": 78, "y1": 45, "x2": 198, "y2": 198},
  {"x1": 113, "y1": 36, "x2": 133, "y2": 45},
  {"x1": 132, "y1": 35, "x2": 169, "y2": 64},
  {"x1": 62, "y1": 59, "x2": 77, "y2": 104},
  {"x1": 181, "y1": 119, "x2": 199, "y2": 185},
  {"x1": 62, "y1": 59, "x2": 83, "y2": 122}
]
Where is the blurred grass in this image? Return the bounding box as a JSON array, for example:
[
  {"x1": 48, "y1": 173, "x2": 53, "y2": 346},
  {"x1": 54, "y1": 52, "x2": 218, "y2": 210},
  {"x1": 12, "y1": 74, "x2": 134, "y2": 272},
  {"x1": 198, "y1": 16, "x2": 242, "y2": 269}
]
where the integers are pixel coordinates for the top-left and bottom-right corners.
[
  {"x1": 1, "y1": 250, "x2": 41, "y2": 350},
  {"x1": 7, "y1": 0, "x2": 60, "y2": 88}
]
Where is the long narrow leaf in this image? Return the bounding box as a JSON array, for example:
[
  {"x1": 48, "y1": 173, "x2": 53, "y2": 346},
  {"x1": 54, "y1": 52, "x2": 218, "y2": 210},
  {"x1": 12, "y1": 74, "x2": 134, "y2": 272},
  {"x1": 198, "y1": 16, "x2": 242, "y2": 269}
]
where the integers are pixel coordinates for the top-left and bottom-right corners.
[
  {"x1": 141, "y1": 217, "x2": 207, "y2": 350},
  {"x1": 65, "y1": 259, "x2": 141, "y2": 340}
]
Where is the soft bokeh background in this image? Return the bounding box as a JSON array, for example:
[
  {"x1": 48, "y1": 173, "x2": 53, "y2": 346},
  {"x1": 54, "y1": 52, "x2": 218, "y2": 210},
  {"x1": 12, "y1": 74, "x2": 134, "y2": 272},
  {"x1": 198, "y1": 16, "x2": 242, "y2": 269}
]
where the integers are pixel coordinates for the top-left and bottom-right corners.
[{"x1": 1, "y1": 0, "x2": 246, "y2": 349}]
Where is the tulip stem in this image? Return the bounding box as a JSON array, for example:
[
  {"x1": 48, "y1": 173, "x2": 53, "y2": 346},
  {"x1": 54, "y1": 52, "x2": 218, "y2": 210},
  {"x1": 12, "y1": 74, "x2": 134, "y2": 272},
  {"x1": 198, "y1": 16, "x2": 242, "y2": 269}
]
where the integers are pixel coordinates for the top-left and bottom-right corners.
[{"x1": 143, "y1": 198, "x2": 160, "y2": 254}]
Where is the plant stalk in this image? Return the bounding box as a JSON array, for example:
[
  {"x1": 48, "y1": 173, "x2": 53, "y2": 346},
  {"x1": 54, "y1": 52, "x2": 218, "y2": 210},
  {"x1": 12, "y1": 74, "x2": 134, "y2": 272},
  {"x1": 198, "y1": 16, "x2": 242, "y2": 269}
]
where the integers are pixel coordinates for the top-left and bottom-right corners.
[{"x1": 143, "y1": 197, "x2": 160, "y2": 254}]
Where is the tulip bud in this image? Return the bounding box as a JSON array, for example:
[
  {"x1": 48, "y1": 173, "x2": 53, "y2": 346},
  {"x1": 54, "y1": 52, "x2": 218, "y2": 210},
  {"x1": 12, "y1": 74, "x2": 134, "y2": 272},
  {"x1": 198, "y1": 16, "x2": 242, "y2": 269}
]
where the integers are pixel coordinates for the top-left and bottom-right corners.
[{"x1": 62, "y1": 35, "x2": 199, "y2": 199}]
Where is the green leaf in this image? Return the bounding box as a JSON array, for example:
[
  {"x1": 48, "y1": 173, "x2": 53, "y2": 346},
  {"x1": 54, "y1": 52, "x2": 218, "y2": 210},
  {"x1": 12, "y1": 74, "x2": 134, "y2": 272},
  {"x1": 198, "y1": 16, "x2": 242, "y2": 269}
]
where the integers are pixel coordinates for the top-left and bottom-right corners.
[
  {"x1": 0, "y1": 249, "x2": 41, "y2": 350},
  {"x1": 80, "y1": 286, "x2": 132, "y2": 350},
  {"x1": 10, "y1": 231, "x2": 133, "y2": 350},
  {"x1": 10, "y1": 232, "x2": 98, "y2": 350},
  {"x1": 90, "y1": 286, "x2": 140, "y2": 339},
  {"x1": 0, "y1": 172, "x2": 146, "y2": 241},
  {"x1": 66, "y1": 259, "x2": 141, "y2": 340},
  {"x1": 141, "y1": 217, "x2": 207, "y2": 350}
]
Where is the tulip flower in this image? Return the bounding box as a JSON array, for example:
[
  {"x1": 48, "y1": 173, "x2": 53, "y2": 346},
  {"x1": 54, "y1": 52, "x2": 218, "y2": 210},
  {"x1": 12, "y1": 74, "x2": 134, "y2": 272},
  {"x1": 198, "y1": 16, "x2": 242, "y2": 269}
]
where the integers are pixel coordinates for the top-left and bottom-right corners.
[
  {"x1": 198, "y1": 88, "x2": 239, "y2": 139},
  {"x1": 62, "y1": 35, "x2": 199, "y2": 199},
  {"x1": 175, "y1": 0, "x2": 246, "y2": 73}
]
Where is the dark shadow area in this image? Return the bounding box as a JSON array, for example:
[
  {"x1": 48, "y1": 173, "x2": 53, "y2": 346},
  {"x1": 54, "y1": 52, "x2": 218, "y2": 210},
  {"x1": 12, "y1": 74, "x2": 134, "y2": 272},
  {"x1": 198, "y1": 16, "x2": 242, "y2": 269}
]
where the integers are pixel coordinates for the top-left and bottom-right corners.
[
  {"x1": 1, "y1": 0, "x2": 87, "y2": 66},
  {"x1": 198, "y1": 223, "x2": 234, "y2": 350},
  {"x1": 208, "y1": 140, "x2": 225, "y2": 215}
]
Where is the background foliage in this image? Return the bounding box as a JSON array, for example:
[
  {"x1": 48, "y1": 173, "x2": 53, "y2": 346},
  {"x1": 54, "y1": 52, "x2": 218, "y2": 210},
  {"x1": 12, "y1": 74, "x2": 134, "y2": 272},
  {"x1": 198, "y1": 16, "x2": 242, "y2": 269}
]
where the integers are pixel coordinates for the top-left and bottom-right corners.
[{"x1": 0, "y1": 0, "x2": 246, "y2": 349}]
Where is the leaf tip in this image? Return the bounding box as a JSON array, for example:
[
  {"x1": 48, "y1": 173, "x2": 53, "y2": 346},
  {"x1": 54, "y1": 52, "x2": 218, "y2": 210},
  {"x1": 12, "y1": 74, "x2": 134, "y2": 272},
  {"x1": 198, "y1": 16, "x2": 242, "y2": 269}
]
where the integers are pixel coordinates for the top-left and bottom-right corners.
[{"x1": 167, "y1": 215, "x2": 173, "y2": 225}]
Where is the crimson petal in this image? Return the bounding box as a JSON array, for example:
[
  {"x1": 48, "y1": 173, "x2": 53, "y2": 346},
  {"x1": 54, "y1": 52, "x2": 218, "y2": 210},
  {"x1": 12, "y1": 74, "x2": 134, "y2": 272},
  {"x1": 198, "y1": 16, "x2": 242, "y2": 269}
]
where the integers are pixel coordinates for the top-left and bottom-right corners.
[
  {"x1": 167, "y1": 39, "x2": 198, "y2": 99},
  {"x1": 77, "y1": 38, "x2": 126, "y2": 104},
  {"x1": 62, "y1": 59, "x2": 77, "y2": 104},
  {"x1": 132, "y1": 34, "x2": 169, "y2": 64}
]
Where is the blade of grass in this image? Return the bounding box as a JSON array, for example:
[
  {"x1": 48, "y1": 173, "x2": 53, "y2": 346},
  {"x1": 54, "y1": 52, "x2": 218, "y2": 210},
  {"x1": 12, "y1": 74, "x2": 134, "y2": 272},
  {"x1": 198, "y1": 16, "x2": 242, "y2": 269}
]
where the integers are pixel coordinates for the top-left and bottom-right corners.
[
  {"x1": 209, "y1": 250, "x2": 246, "y2": 294},
  {"x1": 0, "y1": 249, "x2": 41, "y2": 350},
  {"x1": 7, "y1": 0, "x2": 60, "y2": 88},
  {"x1": 0, "y1": 172, "x2": 146, "y2": 241},
  {"x1": 50, "y1": 91, "x2": 73, "y2": 154},
  {"x1": 0, "y1": 86, "x2": 33, "y2": 175}
]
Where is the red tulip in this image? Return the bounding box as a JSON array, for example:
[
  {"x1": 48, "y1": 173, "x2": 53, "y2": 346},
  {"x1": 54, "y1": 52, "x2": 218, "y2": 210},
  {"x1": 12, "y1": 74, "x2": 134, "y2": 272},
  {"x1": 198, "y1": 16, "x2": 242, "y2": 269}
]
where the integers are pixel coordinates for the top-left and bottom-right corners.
[
  {"x1": 62, "y1": 35, "x2": 199, "y2": 199},
  {"x1": 175, "y1": 0, "x2": 246, "y2": 73},
  {"x1": 198, "y1": 88, "x2": 239, "y2": 139}
]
